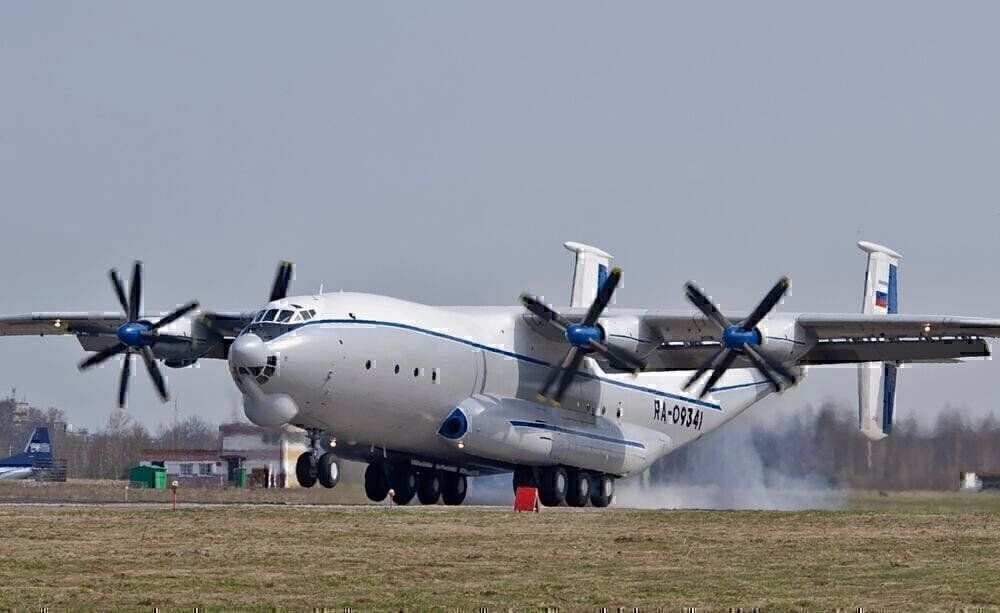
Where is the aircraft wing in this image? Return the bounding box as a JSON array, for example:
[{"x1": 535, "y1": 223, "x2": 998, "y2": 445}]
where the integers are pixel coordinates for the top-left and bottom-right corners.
[
  {"x1": 0, "y1": 312, "x2": 123, "y2": 337},
  {"x1": 0, "y1": 310, "x2": 252, "y2": 357},
  {"x1": 637, "y1": 312, "x2": 999, "y2": 369}
]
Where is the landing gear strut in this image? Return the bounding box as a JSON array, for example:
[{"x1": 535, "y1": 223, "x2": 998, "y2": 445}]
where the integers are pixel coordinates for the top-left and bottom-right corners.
[{"x1": 296, "y1": 428, "x2": 340, "y2": 489}]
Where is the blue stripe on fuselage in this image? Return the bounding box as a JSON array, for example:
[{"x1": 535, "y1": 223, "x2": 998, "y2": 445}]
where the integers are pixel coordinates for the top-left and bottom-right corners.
[
  {"x1": 275, "y1": 318, "x2": 724, "y2": 410},
  {"x1": 509, "y1": 419, "x2": 646, "y2": 449}
]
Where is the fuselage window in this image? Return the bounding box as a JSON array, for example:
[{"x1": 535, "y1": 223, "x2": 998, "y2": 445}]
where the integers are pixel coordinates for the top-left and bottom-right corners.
[
  {"x1": 365, "y1": 360, "x2": 372, "y2": 370},
  {"x1": 394, "y1": 364, "x2": 400, "y2": 374},
  {"x1": 431, "y1": 368, "x2": 439, "y2": 383},
  {"x1": 277, "y1": 310, "x2": 293, "y2": 323},
  {"x1": 413, "y1": 367, "x2": 420, "y2": 377}
]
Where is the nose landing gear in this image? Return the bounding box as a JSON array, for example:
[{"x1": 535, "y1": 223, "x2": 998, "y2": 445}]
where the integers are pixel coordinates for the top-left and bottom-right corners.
[{"x1": 295, "y1": 428, "x2": 340, "y2": 489}]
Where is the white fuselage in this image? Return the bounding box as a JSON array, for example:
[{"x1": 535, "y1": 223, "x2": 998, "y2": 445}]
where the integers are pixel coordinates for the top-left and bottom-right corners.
[
  {"x1": 229, "y1": 293, "x2": 778, "y2": 477},
  {"x1": 0, "y1": 466, "x2": 34, "y2": 480}
]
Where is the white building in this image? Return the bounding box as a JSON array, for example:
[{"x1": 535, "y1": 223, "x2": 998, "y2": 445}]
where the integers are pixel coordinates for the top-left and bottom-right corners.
[{"x1": 141, "y1": 422, "x2": 309, "y2": 488}]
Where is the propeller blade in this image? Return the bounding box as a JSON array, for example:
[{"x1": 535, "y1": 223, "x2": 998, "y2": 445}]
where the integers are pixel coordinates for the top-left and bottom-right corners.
[
  {"x1": 740, "y1": 345, "x2": 782, "y2": 393},
  {"x1": 521, "y1": 294, "x2": 567, "y2": 332},
  {"x1": 586, "y1": 339, "x2": 645, "y2": 373},
  {"x1": 140, "y1": 346, "x2": 169, "y2": 402},
  {"x1": 682, "y1": 346, "x2": 729, "y2": 391},
  {"x1": 539, "y1": 346, "x2": 579, "y2": 401},
  {"x1": 149, "y1": 301, "x2": 200, "y2": 331},
  {"x1": 269, "y1": 261, "x2": 293, "y2": 302},
  {"x1": 551, "y1": 348, "x2": 586, "y2": 405},
  {"x1": 582, "y1": 267, "x2": 621, "y2": 327},
  {"x1": 118, "y1": 352, "x2": 132, "y2": 408},
  {"x1": 109, "y1": 269, "x2": 130, "y2": 315},
  {"x1": 684, "y1": 282, "x2": 732, "y2": 332},
  {"x1": 744, "y1": 344, "x2": 799, "y2": 386},
  {"x1": 78, "y1": 342, "x2": 128, "y2": 370},
  {"x1": 741, "y1": 276, "x2": 790, "y2": 331},
  {"x1": 128, "y1": 261, "x2": 143, "y2": 321},
  {"x1": 698, "y1": 350, "x2": 739, "y2": 398}
]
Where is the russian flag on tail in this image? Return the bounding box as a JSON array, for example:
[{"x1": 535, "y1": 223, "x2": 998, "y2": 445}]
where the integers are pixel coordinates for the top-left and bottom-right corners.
[{"x1": 875, "y1": 290, "x2": 888, "y2": 308}]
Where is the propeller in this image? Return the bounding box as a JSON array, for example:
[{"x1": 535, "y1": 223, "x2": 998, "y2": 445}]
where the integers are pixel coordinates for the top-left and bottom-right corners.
[
  {"x1": 681, "y1": 277, "x2": 798, "y2": 398},
  {"x1": 521, "y1": 267, "x2": 646, "y2": 406},
  {"x1": 78, "y1": 261, "x2": 199, "y2": 407},
  {"x1": 270, "y1": 261, "x2": 294, "y2": 301}
]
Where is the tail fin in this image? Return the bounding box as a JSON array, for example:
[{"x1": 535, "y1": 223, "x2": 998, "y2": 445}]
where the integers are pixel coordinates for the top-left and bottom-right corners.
[
  {"x1": 564, "y1": 242, "x2": 612, "y2": 308},
  {"x1": 857, "y1": 241, "x2": 902, "y2": 440},
  {"x1": 0, "y1": 427, "x2": 52, "y2": 468},
  {"x1": 24, "y1": 427, "x2": 52, "y2": 459}
]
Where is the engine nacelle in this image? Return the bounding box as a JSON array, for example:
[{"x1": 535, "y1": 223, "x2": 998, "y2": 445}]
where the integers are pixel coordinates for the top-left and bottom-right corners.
[
  {"x1": 755, "y1": 316, "x2": 815, "y2": 362},
  {"x1": 595, "y1": 315, "x2": 653, "y2": 356}
]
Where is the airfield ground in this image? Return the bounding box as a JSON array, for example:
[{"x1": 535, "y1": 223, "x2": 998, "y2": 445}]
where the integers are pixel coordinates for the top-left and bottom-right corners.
[{"x1": 2, "y1": 486, "x2": 1000, "y2": 609}]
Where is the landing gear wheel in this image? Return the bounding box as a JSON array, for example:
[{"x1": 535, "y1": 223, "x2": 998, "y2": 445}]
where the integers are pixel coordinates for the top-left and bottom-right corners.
[
  {"x1": 389, "y1": 464, "x2": 417, "y2": 505},
  {"x1": 317, "y1": 452, "x2": 340, "y2": 489},
  {"x1": 364, "y1": 462, "x2": 389, "y2": 502},
  {"x1": 512, "y1": 466, "x2": 536, "y2": 491},
  {"x1": 440, "y1": 472, "x2": 467, "y2": 505},
  {"x1": 538, "y1": 466, "x2": 568, "y2": 507},
  {"x1": 565, "y1": 469, "x2": 590, "y2": 507},
  {"x1": 417, "y1": 470, "x2": 442, "y2": 505},
  {"x1": 590, "y1": 474, "x2": 615, "y2": 508},
  {"x1": 295, "y1": 452, "x2": 317, "y2": 488}
]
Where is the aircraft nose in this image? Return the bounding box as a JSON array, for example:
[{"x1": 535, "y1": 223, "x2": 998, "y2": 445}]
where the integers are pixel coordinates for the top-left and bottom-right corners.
[{"x1": 229, "y1": 333, "x2": 267, "y2": 369}]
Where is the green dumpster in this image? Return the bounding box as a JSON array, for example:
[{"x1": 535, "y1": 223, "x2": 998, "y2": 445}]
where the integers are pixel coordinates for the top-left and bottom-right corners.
[
  {"x1": 129, "y1": 465, "x2": 167, "y2": 489},
  {"x1": 232, "y1": 467, "x2": 248, "y2": 488}
]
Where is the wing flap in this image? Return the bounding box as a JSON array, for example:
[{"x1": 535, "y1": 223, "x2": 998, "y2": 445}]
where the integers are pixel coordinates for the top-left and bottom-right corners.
[{"x1": 797, "y1": 314, "x2": 1000, "y2": 340}]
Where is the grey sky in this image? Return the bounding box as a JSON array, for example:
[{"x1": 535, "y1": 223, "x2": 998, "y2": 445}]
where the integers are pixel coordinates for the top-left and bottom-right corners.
[{"x1": 0, "y1": 3, "x2": 997, "y2": 430}]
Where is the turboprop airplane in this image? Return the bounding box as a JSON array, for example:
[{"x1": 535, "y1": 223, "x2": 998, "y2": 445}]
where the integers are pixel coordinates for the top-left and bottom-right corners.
[
  {"x1": 1, "y1": 241, "x2": 998, "y2": 506},
  {"x1": 0, "y1": 427, "x2": 54, "y2": 480}
]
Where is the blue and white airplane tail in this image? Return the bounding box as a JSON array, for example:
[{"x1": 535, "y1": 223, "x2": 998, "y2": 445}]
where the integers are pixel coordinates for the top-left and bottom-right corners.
[
  {"x1": 857, "y1": 241, "x2": 902, "y2": 441},
  {"x1": 564, "y1": 242, "x2": 613, "y2": 308},
  {"x1": 0, "y1": 426, "x2": 53, "y2": 467}
]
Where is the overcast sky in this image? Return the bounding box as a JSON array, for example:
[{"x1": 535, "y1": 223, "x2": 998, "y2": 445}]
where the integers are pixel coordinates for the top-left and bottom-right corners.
[{"x1": 1, "y1": 3, "x2": 998, "y2": 431}]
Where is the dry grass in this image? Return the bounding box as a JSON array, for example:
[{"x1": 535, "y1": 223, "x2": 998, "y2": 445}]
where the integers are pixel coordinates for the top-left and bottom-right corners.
[{"x1": 2, "y1": 491, "x2": 1000, "y2": 609}]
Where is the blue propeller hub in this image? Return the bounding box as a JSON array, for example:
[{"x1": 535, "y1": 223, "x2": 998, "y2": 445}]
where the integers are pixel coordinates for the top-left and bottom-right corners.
[
  {"x1": 722, "y1": 325, "x2": 761, "y2": 350},
  {"x1": 565, "y1": 323, "x2": 603, "y2": 348},
  {"x1": 117, "y1": 321, "x2": 152, "y2": 348}
]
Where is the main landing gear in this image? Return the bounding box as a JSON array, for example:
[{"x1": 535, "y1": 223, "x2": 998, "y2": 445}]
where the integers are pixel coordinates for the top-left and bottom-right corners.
[
  {"x1": 295, "y1": 428, "x2": 340, "y2": 489},
  {"x1": 516, "y1": 466, "x2": 615, "y2": 507},
  {"x1": 364, "y1": 462, "x2": 467, "y2": 505}
]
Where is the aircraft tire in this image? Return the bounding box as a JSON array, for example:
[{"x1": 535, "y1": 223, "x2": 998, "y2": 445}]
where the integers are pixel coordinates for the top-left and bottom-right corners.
[
  {"x1": 389, "y1": 464, "x2": 417, "y2": 505},
  {"x1": 565, "y1": 469, "x2": 590, "y2": 507},
  {"x1": 295, "y1": 452, "x2": 317, "y2": 488},
  {"x1": 440, "y1": 472, "x2": 467, "y2": 505},
  {"x1": 317, "y1": 452, "x2": 340, "y2": 489},
  {"x1": 364, "y1": 462, "x2": 390, "y2": 502},
  {"x1": 590, "y1": 474, "x2": 614, "y2": 508},
  {"x1": 538, "y1": 466, "x2": 568, "y2": 507},
  {"x1": 417, "y1": 470, "x2": 442, "y2": 505}
]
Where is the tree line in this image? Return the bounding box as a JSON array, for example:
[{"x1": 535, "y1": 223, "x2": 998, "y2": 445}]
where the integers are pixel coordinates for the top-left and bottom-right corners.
[
  {"x1": 0, "y1": 398, "x2": 217, "y2": 480},
  {"x1": 650, "y1": 402, "x2": 1000, "y2": 491},
  {"x1": 2, "y1": 397, "x2": 999, "y2": 488}
]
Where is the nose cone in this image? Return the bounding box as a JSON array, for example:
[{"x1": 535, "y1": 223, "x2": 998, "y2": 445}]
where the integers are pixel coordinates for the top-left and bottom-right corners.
[{"x1": 229, "y1": 333, "x2": 267, "y2": 368}]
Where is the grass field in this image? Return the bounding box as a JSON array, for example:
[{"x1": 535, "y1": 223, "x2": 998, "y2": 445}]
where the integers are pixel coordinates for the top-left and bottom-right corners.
[{"x1": 2, "y1": 490, "x2": 1000, "y2": 609}]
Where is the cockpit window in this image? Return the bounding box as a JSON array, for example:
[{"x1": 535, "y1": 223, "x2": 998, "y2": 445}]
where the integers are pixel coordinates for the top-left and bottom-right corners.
[
  {"x1": 277, "y1": 310, "x2": 293, "y2": 323},
  {"x1": 252, "y1": 311, "x2": 264, "y2": 323},
  {"x1": 264, "y1": 309, "x2": 278, "y2": 322},
  {"x1": 290, "y1": 312, "x2": 302, "y2": 323},
  {"x1": 301, "y1": 310, "x2": 315, "y2": 321}
]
